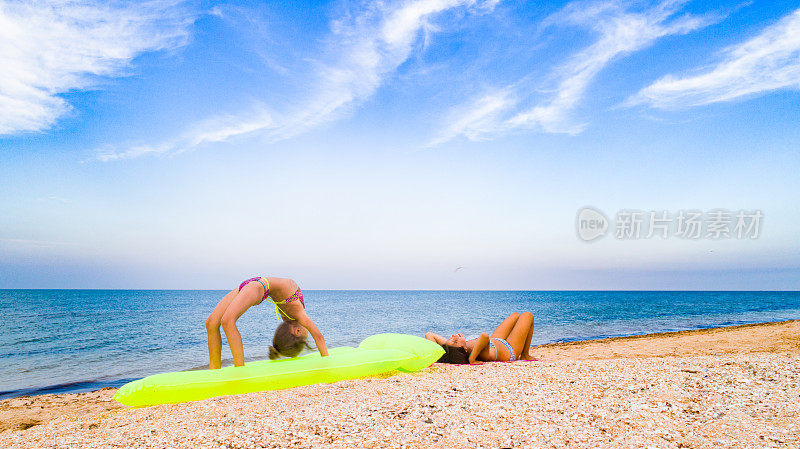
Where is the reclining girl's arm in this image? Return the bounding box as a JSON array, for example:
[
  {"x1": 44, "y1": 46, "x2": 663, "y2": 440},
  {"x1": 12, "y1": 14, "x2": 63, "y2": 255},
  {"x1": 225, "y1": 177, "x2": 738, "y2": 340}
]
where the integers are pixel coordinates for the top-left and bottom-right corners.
[
  {"x1": 469, "y1": 333, "x2": 490, "y2": 364},
  {"x1": 424, "y1": 332, "x2": 447, "y2": 345}
]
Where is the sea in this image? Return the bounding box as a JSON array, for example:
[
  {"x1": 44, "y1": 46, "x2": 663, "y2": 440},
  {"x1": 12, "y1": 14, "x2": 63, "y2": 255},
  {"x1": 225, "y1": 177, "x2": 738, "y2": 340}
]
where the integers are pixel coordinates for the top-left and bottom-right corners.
[{"x1": 2, "y1": 290, "x2": 799, "y2": 400}]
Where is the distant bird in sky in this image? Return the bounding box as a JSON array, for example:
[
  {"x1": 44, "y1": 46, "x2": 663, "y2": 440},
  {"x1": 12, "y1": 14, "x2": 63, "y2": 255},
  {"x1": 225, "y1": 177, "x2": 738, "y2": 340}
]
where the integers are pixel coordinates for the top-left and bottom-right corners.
[{"x1": 454, "y1": 266, "x2": 464, "y2": 272}]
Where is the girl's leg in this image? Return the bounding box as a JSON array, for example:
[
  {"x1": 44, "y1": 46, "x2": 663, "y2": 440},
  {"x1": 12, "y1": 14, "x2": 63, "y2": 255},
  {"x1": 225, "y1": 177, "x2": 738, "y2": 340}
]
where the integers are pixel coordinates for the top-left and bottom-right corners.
[
  {"x1": 505, "y1": 312, "x2": 534, "y2": 359},
  {"x1": 220, "y1": 283, "x2": 262, "y2": 367},
  {"x1": 490, "y1": 312, "x2": 520, "y2": 339},
  {"x1": 520, "y1": 313, "x2": 536, "y2": 360},
  {"x1": 206, "y1": 289, "x2": 239, "y2": 369}
]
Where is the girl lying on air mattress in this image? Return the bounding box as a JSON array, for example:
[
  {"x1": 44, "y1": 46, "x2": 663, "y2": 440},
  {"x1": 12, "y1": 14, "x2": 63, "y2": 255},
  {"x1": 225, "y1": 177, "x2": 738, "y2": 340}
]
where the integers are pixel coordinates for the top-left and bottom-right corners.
[{"x1": 425, "y1": 312, "x2": 536, "y2": 364}]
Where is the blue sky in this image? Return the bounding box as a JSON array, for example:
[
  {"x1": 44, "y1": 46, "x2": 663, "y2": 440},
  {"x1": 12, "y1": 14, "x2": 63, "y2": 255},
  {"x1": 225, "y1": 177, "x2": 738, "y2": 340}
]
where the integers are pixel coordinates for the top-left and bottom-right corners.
[{"x1": 1, "y1": 0, "x2": 799, "y2": 289}]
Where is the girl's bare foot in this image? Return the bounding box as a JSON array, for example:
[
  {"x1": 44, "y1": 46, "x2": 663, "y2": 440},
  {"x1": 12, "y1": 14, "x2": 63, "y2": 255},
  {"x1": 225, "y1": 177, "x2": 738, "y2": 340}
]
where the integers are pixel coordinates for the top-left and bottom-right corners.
[{"x1": 521, "y1": 353, "x2": 538, "y2": 361}]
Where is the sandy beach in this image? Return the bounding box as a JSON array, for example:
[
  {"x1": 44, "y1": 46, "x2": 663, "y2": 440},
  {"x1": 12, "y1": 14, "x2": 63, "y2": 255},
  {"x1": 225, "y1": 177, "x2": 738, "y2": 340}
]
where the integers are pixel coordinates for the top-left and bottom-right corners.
[{"x1": 2, "y1": 320, "x2": 798, "y2": 448}]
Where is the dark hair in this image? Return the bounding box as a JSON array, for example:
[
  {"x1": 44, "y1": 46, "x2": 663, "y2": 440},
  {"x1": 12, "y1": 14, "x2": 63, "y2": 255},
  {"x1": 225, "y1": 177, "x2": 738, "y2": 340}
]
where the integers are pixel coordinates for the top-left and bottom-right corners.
[
  {"x1": 269, "y1": 321, "x2": 310, "y2": 359},
  {"x1": 436, "y1": 344, "x2": 470, "y2": 364}
]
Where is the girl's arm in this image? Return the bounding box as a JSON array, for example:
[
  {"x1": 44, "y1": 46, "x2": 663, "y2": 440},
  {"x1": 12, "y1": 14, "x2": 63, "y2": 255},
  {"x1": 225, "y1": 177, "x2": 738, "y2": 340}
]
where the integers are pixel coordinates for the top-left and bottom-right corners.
[
  {"x1": 469, "y1": 333, "x2": 490, "y2": 364},
  {"x1": 294, "y1": 311, "x2": 329, "y2": 356},
  {"x1": 424, "y1": 332, "x2": 447, "y2": 345}
]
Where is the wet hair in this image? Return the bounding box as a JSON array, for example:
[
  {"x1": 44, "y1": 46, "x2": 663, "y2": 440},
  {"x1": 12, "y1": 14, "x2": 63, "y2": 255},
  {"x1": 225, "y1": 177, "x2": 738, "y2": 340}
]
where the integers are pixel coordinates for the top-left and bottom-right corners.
[
  {"x1": 269, "y1": 321, "x2": 311, "y2": 359},
  {"x1": 436, "y1": 344, "x2": 470, "y2": 364}
]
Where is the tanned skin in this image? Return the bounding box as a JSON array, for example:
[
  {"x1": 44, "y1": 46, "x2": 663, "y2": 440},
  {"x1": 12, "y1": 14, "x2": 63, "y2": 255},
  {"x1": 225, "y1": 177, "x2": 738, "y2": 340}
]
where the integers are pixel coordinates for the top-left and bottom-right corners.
[
  {"x1": 205, "y1": 277, "x2": 328, "y2": 369},
  {"x1": 425, "y1": 312, "x2": 535, "y2": 364}
]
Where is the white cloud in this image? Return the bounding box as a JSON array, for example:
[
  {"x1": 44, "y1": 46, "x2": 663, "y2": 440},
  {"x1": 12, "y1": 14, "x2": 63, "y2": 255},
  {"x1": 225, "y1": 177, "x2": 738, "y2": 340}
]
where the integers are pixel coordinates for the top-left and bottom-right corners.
[
  {"x1": 427, "y1": 88, "x2": 517, "y2": 146},
  {"x1": 96, "y1": 109, "x2": 274, "y2": 162},
  {"x1": 0, "y1": 237, "x2": 71, "y2": 248},
  {"x1": 98, "y1": 0, "x2": 499, "y2": 161},
  {"x1": 41, "y1": 195, "x2": 72, "y2": 203},
  {"x1": 430, "y1": 0, "x2": 716, "y2": 145},
  {"x1": 0, "y1": 0, "x2": 195, "y2": 135},
  {"x1": 629, "y1": 7, "x2": 800, "y2": 109}
]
